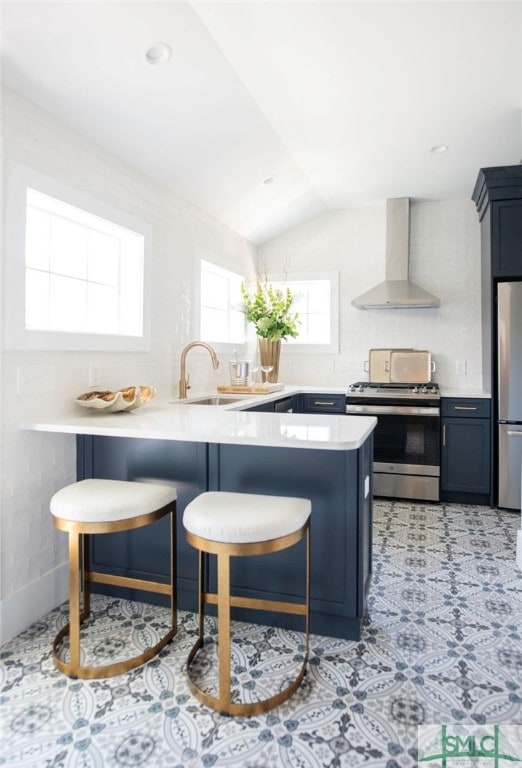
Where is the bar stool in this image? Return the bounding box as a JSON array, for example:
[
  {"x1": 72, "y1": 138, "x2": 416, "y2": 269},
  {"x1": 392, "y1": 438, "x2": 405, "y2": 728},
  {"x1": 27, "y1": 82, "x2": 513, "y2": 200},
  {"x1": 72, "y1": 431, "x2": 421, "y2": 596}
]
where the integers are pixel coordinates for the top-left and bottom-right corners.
[
  {"x1": 183, "y1": 490, "x2": 311, "y2": 716},
  {"x1": 50, "y1": 478, "x2": 177, "y2": 679}
]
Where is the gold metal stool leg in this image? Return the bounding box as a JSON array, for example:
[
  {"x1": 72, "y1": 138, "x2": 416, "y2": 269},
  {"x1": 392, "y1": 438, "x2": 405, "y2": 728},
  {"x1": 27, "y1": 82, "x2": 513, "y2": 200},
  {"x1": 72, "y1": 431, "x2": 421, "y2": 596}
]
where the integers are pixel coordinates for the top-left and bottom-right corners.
[
  {"x1": 186, "y1": 521, "x2": 310, "y2": 716},
  {"x1": 68, "y1": 530, "x2": 81, "y2": 672},
  {"x1": 52, "y1": 503, "x2": 177, "y2": 679},
  {"x1": 82, "y1": 534, "x2": 91, "y2": 619},
  {"x1": 217, "y1": 552, "x2": 231, "y2": 713}
]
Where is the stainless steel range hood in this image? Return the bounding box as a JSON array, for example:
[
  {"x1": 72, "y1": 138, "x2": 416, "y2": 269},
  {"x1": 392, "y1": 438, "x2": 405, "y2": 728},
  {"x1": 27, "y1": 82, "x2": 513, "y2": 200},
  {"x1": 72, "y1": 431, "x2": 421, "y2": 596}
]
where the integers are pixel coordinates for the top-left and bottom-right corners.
[{"x1": 351, "y1": 198, "x2": 440, "y2": 310}]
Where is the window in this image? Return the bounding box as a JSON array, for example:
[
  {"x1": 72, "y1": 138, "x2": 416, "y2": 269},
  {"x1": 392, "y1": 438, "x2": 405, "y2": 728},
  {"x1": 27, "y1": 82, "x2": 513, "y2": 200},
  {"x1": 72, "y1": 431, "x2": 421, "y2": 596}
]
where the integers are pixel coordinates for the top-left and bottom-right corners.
[
  {"x1": 5, "y1": 162, "x2": 151, "y2": 351},
  {"x1": 25, "y1": 189, "x2": 143, "y2": 337},
  {"x1": 273, "y1": 272, "x2": 339, "y2": 353},
  {"x1": 198, "y1": 258, "x2": 245, "y2": 346}
]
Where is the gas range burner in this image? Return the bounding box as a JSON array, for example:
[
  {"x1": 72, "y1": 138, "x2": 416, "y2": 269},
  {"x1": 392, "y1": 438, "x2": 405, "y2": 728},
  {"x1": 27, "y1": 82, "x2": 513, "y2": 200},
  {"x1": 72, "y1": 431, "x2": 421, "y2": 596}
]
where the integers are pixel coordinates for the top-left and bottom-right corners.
[{"x1": 347, "y1": 382, "x2": 440, "y2": 399}]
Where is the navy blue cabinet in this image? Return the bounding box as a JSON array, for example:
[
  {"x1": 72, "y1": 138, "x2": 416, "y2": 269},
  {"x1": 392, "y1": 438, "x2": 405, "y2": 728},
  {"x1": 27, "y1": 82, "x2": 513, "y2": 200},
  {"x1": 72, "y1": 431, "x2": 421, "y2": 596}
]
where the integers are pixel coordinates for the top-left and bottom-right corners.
[
  {"x1": 273, "y1": 396, "x2": 294, "y2": 412},
  {"x1": 300, "y1": 393, "x2": 346, "y2": 414},
  {"x1": 246, "y1": 395, "x2": 296, "y2": 413},
  {"x1": 77, "y1": 430, "x2": 373, "y2": 640},
  {"x1": 246, "y1": 401, "x2": 274, "y2": 412},
  {"x1": 440, "y1": 398, "x2": 491, "y2": 504},
  {"x1": 473, "y1": 166, "x2": 522, "y2": 279},
  {"x1": 490, "y1": 200, "x2": 522, "y2": 278}
]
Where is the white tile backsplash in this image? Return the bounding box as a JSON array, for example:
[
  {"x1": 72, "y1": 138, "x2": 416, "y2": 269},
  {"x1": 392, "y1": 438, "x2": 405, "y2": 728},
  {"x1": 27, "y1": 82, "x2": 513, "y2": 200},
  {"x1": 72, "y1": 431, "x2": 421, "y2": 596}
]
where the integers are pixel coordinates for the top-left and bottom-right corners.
[{"x1": 262, "y1": 199, "x2": 482, "y2": 390}]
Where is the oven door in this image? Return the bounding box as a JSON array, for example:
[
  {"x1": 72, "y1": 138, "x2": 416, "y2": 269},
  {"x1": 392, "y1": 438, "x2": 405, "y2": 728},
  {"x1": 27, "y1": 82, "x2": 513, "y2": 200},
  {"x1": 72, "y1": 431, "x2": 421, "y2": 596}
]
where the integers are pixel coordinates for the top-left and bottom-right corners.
[{"x1": 346, "y1": 403, "x2": 440, "y2": 501}]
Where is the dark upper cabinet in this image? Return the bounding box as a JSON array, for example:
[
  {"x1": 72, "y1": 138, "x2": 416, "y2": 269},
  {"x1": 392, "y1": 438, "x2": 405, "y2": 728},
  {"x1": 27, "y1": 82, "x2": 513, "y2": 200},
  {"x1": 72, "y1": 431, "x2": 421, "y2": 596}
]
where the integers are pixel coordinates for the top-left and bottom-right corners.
[
  {"x1": 491, "y1": 200, "x2": 522, "y2": 277},
  {"x1": 473, "y1": 165, "x2": 522, "y2": 279},
  {"x1": 440, "y1": 398, "x2": 491, "y2": 505}
]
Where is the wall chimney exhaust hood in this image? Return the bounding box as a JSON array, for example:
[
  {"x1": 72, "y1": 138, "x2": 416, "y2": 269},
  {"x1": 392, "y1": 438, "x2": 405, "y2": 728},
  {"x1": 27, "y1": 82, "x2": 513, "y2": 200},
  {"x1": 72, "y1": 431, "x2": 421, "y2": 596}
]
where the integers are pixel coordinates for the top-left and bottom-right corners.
[{"x1": 351, "y1": 198, "x2": 440, "y2": 310}]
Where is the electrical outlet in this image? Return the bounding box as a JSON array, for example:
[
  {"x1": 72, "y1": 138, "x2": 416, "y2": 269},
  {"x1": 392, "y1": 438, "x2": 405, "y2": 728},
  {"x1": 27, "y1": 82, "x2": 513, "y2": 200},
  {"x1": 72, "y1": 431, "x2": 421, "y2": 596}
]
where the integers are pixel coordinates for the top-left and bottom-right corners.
[
  {"x1": 456, "y1": 360, "x2": 467, "y2": 375},
  {"x1": 17, "y1": 365, "x2": 56, "y2": 394},
  {"x1": 89, "y1": 364, "x2": 101, "y2": 387}
]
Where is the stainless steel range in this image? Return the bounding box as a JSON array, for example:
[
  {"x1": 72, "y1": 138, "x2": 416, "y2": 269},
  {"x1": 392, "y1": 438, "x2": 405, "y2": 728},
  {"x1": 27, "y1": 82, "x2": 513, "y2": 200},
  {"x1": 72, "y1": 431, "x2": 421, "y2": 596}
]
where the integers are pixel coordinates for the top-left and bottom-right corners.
[{"x1": 346, "y1": 380, "x2": 441, "y2": 501}]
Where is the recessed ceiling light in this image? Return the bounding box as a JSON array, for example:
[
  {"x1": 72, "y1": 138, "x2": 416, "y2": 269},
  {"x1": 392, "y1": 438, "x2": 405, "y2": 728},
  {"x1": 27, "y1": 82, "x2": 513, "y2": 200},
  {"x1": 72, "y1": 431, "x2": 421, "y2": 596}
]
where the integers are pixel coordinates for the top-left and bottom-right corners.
[
  {"x1": 145, "y1": 42, "x2": 172, "y2": 65},
  {"x1": 430, "y1": 145, "x2": 448, "y2": 154},
  {"x1": 262, "y1": 176, "x2": 277, "y2": 186}
]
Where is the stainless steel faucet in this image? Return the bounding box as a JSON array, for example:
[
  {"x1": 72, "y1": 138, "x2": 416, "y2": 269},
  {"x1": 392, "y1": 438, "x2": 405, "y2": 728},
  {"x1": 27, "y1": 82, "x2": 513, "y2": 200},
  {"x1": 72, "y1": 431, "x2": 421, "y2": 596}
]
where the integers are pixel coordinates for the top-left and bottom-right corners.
[{"x1": 178, "y1": 341, "x2": 220, "y2": 399}]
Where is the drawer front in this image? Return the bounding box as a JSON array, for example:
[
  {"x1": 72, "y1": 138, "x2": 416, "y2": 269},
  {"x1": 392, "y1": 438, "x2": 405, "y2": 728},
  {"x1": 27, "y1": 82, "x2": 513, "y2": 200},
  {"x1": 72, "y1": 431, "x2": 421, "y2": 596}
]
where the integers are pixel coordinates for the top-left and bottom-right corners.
[
  {"x1": 302, "y1": 393, "x2": 346, "y2": 414},
  {"x1": 441, "y1": 398, "x2": 491, "y2": 418}
]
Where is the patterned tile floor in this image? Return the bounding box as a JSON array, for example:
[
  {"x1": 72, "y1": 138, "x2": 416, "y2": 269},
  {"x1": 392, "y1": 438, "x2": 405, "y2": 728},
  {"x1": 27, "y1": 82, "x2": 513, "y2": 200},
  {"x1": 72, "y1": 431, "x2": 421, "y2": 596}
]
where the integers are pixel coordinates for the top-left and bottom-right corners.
[{"x1": 1, "y1": 500, "x2": 521, "y2": 767}]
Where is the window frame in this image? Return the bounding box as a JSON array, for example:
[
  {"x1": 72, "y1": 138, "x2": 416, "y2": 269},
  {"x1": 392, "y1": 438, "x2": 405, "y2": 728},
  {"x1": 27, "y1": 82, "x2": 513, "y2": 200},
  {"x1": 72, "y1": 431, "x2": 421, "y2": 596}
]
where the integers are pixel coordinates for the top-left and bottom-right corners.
[
  {"x1": 271, "y1": 271, "x2": 339, "y2": 354},
  {"x1": 4, "y1": 161, "x2": 152, "y2": 351},
  {"x1": 193, "y1": 249, "x2": 248, "y2": 354}
]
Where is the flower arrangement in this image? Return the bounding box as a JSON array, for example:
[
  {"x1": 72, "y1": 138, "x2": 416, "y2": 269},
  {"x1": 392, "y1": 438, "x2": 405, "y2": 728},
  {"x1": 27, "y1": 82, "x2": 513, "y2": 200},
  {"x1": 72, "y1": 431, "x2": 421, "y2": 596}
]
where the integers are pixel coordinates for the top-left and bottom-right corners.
[{"x1": 241, "y1": 281, "x2": 300, "y2": 341}]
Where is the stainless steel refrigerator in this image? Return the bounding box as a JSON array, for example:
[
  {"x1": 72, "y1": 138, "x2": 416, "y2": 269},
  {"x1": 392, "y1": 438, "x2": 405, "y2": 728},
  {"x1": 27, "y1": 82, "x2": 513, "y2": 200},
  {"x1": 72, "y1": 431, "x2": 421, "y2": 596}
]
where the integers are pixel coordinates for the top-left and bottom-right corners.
[{"x1": 497, "y1": 281, "x2": 522, "y2": 509}]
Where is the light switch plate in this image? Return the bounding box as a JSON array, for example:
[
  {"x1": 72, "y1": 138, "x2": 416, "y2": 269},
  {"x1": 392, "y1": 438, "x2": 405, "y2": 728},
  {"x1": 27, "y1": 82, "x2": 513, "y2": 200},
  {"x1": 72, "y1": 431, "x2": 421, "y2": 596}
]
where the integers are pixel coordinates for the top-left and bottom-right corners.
[
  {"x1": 17, "y1": 365, "x2": 56, "y2": 394},
  {"x1": 89, "y1": 364, "x2": 101, "y2": 387},
  {"x1": 456, "y1": 360, "x2": 467, "y2": 375}
]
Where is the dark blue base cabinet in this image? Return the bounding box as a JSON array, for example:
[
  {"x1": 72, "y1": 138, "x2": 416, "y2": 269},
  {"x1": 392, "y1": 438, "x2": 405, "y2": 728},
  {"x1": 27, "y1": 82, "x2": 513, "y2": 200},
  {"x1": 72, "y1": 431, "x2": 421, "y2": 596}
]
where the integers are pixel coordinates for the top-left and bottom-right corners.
[
  {"x1": 77, "y1": 434, "x2": 373, "y2": 641},
  {"x1": 440, "y1": 398, "x2": 492, "y2": 505}
]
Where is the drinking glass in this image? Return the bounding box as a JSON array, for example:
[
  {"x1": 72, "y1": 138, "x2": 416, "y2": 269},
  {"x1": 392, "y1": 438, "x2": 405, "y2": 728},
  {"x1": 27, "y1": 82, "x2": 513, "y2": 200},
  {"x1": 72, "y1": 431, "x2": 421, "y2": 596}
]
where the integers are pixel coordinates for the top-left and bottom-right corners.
[{"x1": 260, "y1": 365, "x2": 273, "y2": 383}]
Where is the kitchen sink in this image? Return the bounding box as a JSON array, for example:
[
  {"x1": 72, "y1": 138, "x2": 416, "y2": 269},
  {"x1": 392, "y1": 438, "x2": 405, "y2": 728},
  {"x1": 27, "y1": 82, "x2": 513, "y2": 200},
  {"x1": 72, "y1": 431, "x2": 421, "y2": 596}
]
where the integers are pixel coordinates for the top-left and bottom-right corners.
[{"x1": 172, "y1": 395, "x2": 253, "y2": 406}]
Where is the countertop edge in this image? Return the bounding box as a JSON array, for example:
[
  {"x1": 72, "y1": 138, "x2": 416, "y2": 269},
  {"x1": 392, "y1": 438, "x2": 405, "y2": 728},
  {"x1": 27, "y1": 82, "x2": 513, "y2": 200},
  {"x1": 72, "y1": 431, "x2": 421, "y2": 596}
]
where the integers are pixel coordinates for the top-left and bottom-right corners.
[{"x1": 21, "y1": 387, "x2": 376, "y2": 451}]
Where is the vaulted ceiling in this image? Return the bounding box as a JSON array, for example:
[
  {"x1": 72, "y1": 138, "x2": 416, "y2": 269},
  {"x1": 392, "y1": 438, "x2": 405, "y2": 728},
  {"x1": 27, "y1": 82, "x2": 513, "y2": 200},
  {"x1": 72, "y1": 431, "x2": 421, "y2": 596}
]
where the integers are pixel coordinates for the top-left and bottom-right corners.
[{"x1": 2, "y1": 1, "x2": 521, "y2": 243}]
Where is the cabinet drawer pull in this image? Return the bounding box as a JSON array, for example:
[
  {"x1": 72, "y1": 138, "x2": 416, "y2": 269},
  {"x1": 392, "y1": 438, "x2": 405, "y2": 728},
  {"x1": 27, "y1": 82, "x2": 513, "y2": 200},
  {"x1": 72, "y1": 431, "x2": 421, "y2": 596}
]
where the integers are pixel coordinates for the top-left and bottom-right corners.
[
  {"x1": 443, "y1": 424, "x2": 446, "y2": 447},
  {"x1": 313, "y1": 400, "x2": 335, "y2": 406},
  {"x1": 454, "y1": 406, "x2": 477, "y2": 411}
]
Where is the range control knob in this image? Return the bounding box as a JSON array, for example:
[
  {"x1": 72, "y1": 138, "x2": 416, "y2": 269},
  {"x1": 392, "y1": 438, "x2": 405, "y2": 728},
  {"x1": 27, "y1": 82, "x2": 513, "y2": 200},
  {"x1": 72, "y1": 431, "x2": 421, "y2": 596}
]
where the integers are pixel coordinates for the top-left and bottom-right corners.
[
  {"x1": 412, "y1": 386, "x2": 419, "y2": 394},
  {"x1": 421, "y1": 386, "x2": 428, "y2": 394},
  {"x1": 349, "y1": 385, "x2": 356, "y2": 392},
  {"x1": 358, "y1": 385, "x2": 365, "y2": 392}
]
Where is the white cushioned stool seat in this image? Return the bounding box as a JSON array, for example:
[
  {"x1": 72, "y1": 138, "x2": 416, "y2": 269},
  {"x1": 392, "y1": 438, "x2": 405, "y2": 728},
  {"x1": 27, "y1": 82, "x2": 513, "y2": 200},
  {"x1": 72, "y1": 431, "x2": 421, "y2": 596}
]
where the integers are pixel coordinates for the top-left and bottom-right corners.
[
  {"x1": 183, "y1": 490, "x2": 311, "y2": 716},
  {"x1": 51, "y1": 478, "x2": 177, "y2": 524},
  {"x1": 183, "y1": 491, "x2": 311, "y2": 543}
]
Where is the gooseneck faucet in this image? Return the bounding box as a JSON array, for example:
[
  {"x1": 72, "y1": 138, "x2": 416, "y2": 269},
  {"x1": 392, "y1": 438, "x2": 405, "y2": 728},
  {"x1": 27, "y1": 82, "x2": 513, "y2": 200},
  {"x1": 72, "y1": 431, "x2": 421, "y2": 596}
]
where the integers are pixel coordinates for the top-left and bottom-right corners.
[{"x1": 179, "y1": 341, "x2": 220, "y2": 399}]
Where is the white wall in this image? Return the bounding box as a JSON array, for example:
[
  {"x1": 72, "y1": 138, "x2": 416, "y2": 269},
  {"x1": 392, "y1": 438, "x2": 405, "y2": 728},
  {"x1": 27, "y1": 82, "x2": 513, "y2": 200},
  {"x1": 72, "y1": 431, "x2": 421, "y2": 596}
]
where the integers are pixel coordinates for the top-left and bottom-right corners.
[
  {"x1": 0, "y1": 86, "x2": 256, "y2": 642},
  {"x1": 260, "y1": 199, "x2": 483, "y2": 390}
]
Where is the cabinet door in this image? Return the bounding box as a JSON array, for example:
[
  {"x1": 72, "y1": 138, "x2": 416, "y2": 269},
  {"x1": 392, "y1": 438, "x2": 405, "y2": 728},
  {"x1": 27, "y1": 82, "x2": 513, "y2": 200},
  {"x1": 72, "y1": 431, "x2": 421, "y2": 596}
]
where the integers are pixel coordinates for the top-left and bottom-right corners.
[
  {"x1": 246, "y1": 401, "x2": 274, "y2": 412},
  {"x1": 491, "y1": 200, "x2": 522, "y2": 277},
  {"x1": 441, "y1": 418, "x2": 490, "y2": 495}
]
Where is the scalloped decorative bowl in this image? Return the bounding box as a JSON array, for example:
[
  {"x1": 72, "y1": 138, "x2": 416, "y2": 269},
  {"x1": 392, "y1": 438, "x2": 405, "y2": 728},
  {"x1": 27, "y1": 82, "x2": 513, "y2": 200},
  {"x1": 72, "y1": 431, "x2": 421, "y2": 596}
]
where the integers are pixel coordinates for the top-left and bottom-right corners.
[{"x1": 75, "y1": 386, "x2": 157, "y2": 413}]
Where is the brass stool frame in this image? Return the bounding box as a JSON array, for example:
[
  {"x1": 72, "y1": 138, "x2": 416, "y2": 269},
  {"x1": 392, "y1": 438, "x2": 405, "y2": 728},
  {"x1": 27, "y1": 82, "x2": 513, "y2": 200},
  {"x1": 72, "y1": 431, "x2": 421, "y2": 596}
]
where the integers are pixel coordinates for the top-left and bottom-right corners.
[
  {"x1": 185, "y1": 519, "x2": 310, "y2": 716},
  {"x1": 53, "y1": 500, "x2": 177, "y2": 679}
]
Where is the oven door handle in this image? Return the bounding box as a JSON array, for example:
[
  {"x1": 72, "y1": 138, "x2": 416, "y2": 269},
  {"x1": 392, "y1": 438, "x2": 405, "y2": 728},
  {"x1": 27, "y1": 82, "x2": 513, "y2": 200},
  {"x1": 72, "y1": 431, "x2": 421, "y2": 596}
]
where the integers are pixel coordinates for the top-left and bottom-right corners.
[{"x1": 345, "y1": 404, "x2": 440, "y2": 416}]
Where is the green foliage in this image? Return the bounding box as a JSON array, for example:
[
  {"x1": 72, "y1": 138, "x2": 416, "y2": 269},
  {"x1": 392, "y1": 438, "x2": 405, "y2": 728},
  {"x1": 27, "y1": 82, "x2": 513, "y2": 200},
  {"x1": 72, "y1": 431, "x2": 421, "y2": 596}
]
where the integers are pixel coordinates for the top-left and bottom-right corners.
[{"x1": 241, "y1": 282, "x2": 300, "y2": 341}]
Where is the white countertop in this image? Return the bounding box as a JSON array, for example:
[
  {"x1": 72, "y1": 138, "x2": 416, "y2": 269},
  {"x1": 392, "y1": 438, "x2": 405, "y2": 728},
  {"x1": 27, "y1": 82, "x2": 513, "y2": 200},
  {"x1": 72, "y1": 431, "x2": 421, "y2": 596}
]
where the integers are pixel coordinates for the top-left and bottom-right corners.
[
  {"x1": 22, "y1": 386, "x2": 376, "y2": 451},
  {"x1": 440, "y1": 389, "x2": 491, "y2": 399}
]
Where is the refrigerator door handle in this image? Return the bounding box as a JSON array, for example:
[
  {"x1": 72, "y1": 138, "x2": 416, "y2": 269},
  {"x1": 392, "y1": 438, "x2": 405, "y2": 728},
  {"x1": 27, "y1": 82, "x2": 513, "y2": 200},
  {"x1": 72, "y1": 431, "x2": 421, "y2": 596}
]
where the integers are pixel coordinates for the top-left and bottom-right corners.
[{"x1": 507, "y1": 429, "x2": 522, "y2": 437}]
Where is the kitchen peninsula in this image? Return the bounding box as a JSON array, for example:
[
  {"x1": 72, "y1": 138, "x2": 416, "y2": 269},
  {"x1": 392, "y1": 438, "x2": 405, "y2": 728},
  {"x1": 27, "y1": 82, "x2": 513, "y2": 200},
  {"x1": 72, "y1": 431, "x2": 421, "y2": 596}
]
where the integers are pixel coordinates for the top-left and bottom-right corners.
[{"x1": 23, "y1": 391, "x2": 375, "y2": 641}]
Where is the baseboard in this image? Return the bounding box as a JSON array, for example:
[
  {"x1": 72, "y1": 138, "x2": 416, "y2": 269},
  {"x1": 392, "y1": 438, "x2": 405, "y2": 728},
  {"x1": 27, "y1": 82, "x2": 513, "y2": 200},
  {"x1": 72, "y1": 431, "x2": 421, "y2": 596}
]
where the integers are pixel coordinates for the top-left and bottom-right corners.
[{"x1": 0, "y1": 562, "x2": 68, "y2": 645}]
